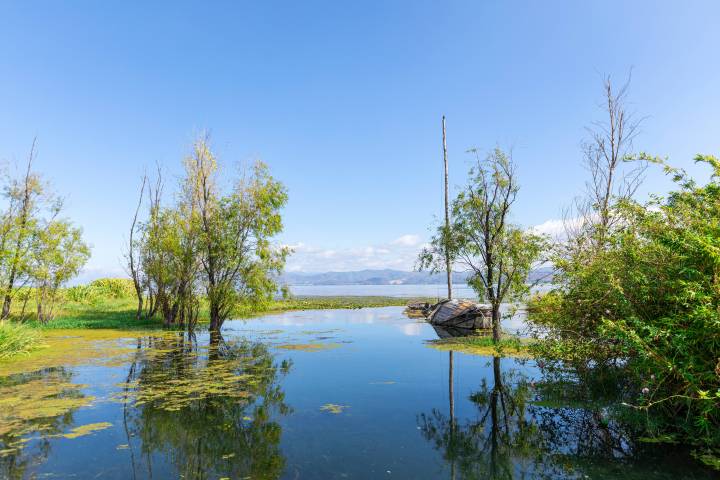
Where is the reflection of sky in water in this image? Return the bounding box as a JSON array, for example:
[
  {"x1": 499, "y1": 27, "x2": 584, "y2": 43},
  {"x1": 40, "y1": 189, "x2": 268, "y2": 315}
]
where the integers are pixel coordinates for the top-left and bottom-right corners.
[{"x1": 1, "y1": 306, "x2": 715, "y2": 480}]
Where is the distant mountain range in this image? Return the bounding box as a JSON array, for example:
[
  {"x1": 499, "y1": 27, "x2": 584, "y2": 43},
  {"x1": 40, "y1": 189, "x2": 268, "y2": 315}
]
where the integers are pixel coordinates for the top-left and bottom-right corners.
[{"x1": 280, "y1": 268, "x2": 553, "y2": 286}]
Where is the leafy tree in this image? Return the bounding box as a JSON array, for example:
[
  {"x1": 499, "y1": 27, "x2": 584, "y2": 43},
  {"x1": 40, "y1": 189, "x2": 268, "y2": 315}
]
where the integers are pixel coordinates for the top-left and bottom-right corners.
[
  {"x1": 0, "y1": 140, "x2": 63, "y2": 319},
  {"x1": 29, "y1": 220, "x2": 90, "y2": 323},
  {"x1": 420, "y1": 148, "x2": 546, "y2": 342},
  {"x1": 200, "y1": 160, "x2": 289, "y2": 333},
  {"x1": 132, "y1": 136, "x2": 288, "y2": 333}
]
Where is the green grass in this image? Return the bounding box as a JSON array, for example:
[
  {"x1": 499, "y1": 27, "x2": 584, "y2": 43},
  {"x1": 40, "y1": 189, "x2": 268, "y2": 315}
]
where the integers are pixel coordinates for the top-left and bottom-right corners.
[
  {"x1": 14, "y1": 295, "x2": 430, "y2": 330},
  {"x1": 0, "y1": 322, "x2": 41, "y2": 359},
  {"x1": 234, "y1": 295, "x2": 427, "y2": 317}
]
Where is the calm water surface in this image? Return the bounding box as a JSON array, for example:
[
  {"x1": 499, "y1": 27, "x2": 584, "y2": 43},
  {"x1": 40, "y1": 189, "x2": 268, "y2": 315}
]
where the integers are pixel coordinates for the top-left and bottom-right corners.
[
  {"x1": 289, "y1": 284, "x2": 479, "y2": 298},
  {"x1": 0, "y1": 307, "x2": 714, "y2": 479}
]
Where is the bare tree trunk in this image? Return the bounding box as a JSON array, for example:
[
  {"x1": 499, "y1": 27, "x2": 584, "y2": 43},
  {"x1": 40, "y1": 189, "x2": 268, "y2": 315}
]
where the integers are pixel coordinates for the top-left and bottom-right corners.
[
  {"x1": 442, "y1": 116, "x2": 452, "y2": 301},
  {"x1": 128, "y1": 175, "x2": 147, "y2": 320}
]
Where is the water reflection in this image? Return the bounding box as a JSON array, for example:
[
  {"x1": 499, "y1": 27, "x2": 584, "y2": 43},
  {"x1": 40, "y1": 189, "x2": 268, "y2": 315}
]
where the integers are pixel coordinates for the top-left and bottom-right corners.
[
  {"x1": 0, "y1": 367, "x2": 85, "y2": 479},
  {"x1": 419, "y1": 355, "x2": 715, "y2": 479},
  {"x1": 121, "y1": 332, "x2": 291, "y2": 479},
  {"x1": 419, "y1": 357, "x2": 539, "y2": 479},
  {"x1": 0, "y1": 308, "x2": 716, "y2": 479}
]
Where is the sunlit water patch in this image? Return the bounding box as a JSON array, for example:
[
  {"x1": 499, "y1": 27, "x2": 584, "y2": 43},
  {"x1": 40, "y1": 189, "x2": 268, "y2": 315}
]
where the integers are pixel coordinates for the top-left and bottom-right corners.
[{"x1": 0, "y1": 307, "x2": 715, "y2": 479}]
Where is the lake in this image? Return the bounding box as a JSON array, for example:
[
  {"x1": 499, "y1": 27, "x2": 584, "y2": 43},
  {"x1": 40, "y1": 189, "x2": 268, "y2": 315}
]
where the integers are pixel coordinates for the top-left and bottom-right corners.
[
  {"x1": 289, "y1": 284, "x2": 479, "y2": 299},
  {"x1": 0, "y1": 307, "x2": 714, "y2": 479}
]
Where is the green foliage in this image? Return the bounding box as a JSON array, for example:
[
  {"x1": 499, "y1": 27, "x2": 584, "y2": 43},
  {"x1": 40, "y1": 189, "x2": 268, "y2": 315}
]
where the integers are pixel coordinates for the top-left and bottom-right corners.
[
  {"x1": 131, "y1": 137, "x2": 289, "y2": 331},
  {"x1": 0, "y1": 322, "x2": 40, "y2": 359},
  {"x1": 419, "y1": 147, "x2": 547, "y2": 340},
  {"x1": 196, "y1": 152, "x2": 289, "y2": 330},
  {"x1": 86, "y1": 278, "x2": 136, "y2": 299},
  {"x1": 530, "y1": 155, "x2": 720, "y2": 452},
  {"x1": 30, "y1": 220, "x2": 91, "y2": 322},
  {"x1": 65, "y1": 278, "x2": 135, "y2": 304},
  {"x1": 0, "y1": 144, "x2": 89, "y2": 322}
]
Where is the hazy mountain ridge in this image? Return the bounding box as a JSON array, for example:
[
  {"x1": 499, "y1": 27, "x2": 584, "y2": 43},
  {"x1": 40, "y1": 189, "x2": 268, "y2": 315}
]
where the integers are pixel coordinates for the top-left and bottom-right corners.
[{"x1": 280, "y1": 268, "x2": 553, "y2": 286}]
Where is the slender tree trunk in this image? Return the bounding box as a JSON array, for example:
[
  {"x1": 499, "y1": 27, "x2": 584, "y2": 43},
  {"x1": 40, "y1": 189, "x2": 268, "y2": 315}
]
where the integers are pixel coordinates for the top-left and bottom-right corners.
[
  {"x1": 129, "y1": 175, "x2": 146, "y2": 321},
  {"x1": 491, "y1": 303, "x2": 501, "y2": 343},
  {"x1": 209, "y1": 301, "x2": 221, "y2": 332},
  {"x1": 37, "y1": 287, "x2": 46, "y2": 324},
  {"x1": 136, "y1": 296, "x2": 143, "y2": 322},
  {"x1": 2, "y1": 268, "x2": 18, "y2": 319},
  {"x1": 19, "y1": 290, "x2": 29, "y2": 321}
]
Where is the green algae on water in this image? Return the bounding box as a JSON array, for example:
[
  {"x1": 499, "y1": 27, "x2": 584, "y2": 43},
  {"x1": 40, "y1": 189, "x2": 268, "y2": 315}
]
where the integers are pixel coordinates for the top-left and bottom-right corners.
[
  {"x1": 276, "y1": 343, "x2": 340, "y2": 352},
  {"x1": 0, "y1": 369, "x2": 92, "y2": 456},
  {"x1": 320, "y1": 403, "x2": 349, "y2": 414},
  {"x1": 56, "y1": 422, "x2": 113, "y2": 439},
  {"x1": 425, "y1": 336, "x2": 533, "y2": 358},
  {"x1": 112, "y1": 337, "x2": 280, "y2": 413}
]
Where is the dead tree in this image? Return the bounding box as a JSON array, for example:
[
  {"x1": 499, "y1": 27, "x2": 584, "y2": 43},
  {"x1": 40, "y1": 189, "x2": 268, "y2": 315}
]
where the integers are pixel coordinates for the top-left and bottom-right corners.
[{"x1": 127, "y1": 173, "x2": 147, "y2": 320}]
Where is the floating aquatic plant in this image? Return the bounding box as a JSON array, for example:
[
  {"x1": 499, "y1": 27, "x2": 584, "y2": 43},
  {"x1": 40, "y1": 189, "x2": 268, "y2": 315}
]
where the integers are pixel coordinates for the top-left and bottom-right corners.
[
  {"x1": 320, "y1": 404, "x2": 349, "y2": 414},
  {"x1": 276, "y1": 343, "x2": 340, "y2": 352},
  {"x1": 56, "y1": 422, "x2": 112, "y2": 439},
  {"x1": 0, "y1": 369, "x2": 90, "y2": 455}
]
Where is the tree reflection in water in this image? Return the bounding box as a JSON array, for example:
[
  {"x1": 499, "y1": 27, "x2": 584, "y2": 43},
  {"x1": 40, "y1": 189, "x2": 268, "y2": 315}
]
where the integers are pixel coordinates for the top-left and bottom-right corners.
[
  {"x1": 418, "y1": 355, "x2": 715, "y2": 480},
  {"x1": 120, "y1": 331, "x2": 291, "y2": 480},
  {"x1": 0, "y1": 367, "x2": 83, "y2": 480},
  {"x1": 419, "y1": 356, "x2": 539, "y2": 480}
]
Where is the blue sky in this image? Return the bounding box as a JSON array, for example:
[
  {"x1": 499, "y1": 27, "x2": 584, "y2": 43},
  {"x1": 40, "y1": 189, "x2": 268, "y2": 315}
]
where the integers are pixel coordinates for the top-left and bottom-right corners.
[{"x1": 1, "y1": 1, "x2": 719, "y2": 276}]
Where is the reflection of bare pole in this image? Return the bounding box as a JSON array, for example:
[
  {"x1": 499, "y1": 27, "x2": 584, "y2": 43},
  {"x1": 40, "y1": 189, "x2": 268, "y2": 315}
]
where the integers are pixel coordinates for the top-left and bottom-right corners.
[
  {"x1": 449, "y1": 350, "x2": 455, "y2": 480},
  {"x1": 449, "y1": 351, "x2": 455, "y2": 424},
  {"x1": 445, "y1": 119, "x2": 457, "y2": 480}
]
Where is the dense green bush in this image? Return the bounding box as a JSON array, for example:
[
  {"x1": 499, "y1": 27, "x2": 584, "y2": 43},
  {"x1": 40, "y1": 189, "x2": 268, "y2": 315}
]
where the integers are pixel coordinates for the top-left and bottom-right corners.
[
  {"x1": 64, "y1": 278, "x2": 135, "y2": 304},
  {"x1": 530, "y1": 156, "x2": 720, "y2": 460}
]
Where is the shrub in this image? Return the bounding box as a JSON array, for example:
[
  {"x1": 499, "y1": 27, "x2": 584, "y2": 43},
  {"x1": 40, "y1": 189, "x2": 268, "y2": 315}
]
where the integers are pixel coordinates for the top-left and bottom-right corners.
[
  {"x1": 0, "y1": 322, "x2": 40, "y2": 359},
  {"x1": 64, "y1": 278, "x2": 135, "y2": 304},
  {"x1": 87, "y1": 278, "x2": 135, "y2": 298},
  {"x1": 530, "y1": 156, "x2": 720, "y2": 453}
]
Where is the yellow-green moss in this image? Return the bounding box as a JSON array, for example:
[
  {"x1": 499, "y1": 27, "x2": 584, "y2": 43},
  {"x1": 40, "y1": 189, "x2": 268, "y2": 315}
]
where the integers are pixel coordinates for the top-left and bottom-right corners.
[
  {"x1": 56, "y1": 422, "x2": 113, "y2": 439},
  {"x1": 425, "y1": 336, "x2": 534, "y2": 358},
  {"x1": 275, "y1": 343, "x2": 340, "y2": 352},
  {"x1": 320, "y1": 403, "x2": 349, "y2": 414}
]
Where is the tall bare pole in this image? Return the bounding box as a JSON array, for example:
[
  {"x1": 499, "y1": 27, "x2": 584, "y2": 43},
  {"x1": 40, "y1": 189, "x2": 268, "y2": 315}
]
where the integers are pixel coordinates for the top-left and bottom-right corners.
[
  {"x1": 444, "y1": 117, "x2": 456, "y2": 480},
  {"x1": 442, "y1": 116, "x2": 452, "y2": 300}
]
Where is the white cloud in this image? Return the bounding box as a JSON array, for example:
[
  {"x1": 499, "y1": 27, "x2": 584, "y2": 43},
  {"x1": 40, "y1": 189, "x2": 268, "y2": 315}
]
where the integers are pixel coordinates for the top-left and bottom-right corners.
[
  {"x1": 530, "y1": 217, "x2": 584, "y2": 240},
  {"x1": 391, "y1": 234, "x2": 421, "y2": 247},
  {"x1": 285, "y1": 234, "x2": 425, "y2": 272},
  {"x1": 530, "y1": 218, "x2": 567, "y2": 238}
]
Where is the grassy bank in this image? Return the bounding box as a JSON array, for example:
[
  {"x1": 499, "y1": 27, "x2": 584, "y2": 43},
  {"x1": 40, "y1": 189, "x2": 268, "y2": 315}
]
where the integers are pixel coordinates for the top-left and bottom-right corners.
[
  {"x1": 13, "y1": 294, "x2": 428, "y2": 330},
  {"x1": 0, "y1": 290, "x2": 427, "y2": 360}
]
